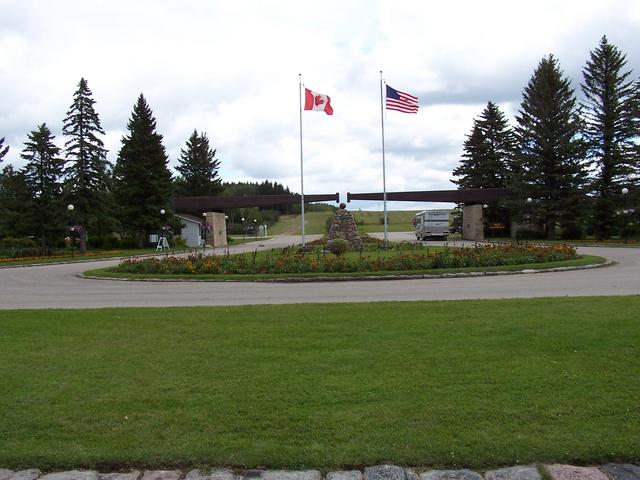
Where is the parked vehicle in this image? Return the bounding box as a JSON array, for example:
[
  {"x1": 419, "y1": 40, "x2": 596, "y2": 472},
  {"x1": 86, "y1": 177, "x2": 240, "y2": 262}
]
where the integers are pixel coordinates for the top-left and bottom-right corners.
[{"x1": 414, "y1": 209, "x2": 450, "y2": 240}]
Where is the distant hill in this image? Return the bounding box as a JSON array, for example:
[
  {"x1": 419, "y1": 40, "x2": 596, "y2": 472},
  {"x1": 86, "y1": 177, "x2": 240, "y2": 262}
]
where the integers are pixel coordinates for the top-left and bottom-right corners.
[{"x1": 268, "y1": 210, "x2": 421, "y2": 235}]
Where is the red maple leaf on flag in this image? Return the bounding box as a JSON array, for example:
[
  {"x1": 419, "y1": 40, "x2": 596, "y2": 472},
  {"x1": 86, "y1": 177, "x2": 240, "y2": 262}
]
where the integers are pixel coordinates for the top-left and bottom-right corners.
[{"x1": 314, "y1": 95, "x2": 325, "y2": 106}]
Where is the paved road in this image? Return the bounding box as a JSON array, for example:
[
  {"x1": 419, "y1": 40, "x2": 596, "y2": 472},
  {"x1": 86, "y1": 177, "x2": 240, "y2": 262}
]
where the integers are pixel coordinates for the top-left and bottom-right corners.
[{"x1": 0, "y1": 233, "x2": 638, "y2": 309}]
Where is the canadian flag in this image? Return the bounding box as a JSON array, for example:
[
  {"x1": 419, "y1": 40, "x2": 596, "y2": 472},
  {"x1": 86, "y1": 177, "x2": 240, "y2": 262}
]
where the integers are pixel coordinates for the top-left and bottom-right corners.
[{"x1": 304, "y1": 88, "x2": 333, "y2": 115}]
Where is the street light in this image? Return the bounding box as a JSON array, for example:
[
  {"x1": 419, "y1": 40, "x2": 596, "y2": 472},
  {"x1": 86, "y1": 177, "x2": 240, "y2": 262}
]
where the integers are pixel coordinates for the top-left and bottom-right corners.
[
  {"x1": 622, "y1": 187, "x2": 629, "y2": 244},
  {"x1": 224, "y1": 215, "x2": 229, "y2": 255},
  {"x1": 241, "y1": 217, "x2": 245, "y2": 241},
  {"x1": 158, "y1": 209, "x2": 167, "y2": 251},
  {"x1": 202, "y1": 212, "x2": 207, "y2": 250},
  {"x1": 526, "y1": 198, "x2": 533, "y2": 234},
  {"x1": 254, "y1": 219, "x2": 258, "y2": 240},
  {"x1": 67, "y1": 204, "x2": 75, "y2": 258}
]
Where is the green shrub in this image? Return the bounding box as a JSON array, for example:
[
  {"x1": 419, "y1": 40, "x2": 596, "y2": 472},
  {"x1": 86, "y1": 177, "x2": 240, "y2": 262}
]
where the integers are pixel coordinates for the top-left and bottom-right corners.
[
  {"x1": 326, "y1": 239, "x2": 349, "y2": 256},
  {"x1": 0, "y1": 236, "x2": 41, "y2": 258}
]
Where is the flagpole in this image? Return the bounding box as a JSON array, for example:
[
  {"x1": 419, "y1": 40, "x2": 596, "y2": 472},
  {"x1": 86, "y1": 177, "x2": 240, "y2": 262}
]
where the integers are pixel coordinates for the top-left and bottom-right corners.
[
  {"x1": 299, "y1": 73, "x2": 306, "y2": 247},
  {"x1": 380, "y1": 70, "x2": 388, "y2": 246}
]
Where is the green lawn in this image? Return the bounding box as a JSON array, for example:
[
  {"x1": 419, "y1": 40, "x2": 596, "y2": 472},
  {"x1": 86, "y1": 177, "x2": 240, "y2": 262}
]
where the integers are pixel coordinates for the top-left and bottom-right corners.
[
  {"x1": 351, "y1": 210, "x2": 420, "y2": 233},
  {"x1": 268, "y1": 211, "x2": 420, "y2": 236},
  {"x1": 1, "y1": 297, "x2": 639, "y2": 470}
]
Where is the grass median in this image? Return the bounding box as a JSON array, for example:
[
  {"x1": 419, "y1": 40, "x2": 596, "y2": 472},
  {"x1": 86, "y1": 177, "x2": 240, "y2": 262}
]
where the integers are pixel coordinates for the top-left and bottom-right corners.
[{"x1": 1, "y1": 296, "x2": 639, "y2": 470}]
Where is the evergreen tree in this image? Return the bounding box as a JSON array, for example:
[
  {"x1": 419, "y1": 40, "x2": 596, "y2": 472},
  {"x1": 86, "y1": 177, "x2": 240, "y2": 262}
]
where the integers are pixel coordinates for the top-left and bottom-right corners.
[
  {"x1": 581, "y1": 36, "x2": 638, "y2": 239},
  {"x1": 452, "y1": 101, "x2": 516, "y2": 231},
  {"x1": 62, "y1": 78, "x2": 111, "y2": 251},
  {"x1": 0, "y1": 165, "x2": 34, "y2": 238},
  {"x1": 21, "y1": 123, "x2": 65, "y2": 250},
  {"x1": 514, "y1": 55, "x2": 587, "y2": 239},
  {"x1": 114, "y1": 94, "x2": 174, "y2": 247},
  {"x1": 452, "y1": 101, "x2": 516, "y2": 189},
  {"x1": 174, "y1": 129, "x2": 222, "y2": 196},
  {"x1": 0, "y1": 137, "x2": 9, "y2": 162}
]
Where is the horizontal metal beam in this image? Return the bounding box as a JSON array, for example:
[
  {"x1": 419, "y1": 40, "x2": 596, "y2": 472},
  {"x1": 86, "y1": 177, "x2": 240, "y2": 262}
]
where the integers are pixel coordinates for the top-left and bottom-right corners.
[
  {"x1": 174, "y1": 193, "x2": 340, "y2": 211},
  {"x1": 347, "y1": 188, "x2": 511, "y2": 204}
]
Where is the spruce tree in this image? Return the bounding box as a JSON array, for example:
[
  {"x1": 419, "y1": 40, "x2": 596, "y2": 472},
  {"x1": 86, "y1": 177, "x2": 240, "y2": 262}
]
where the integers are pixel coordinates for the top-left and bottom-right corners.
[
  {"x1": 452, "y1": 101, "x2": 516, "y2": 230},
  {"x1": 21, "y1": 123, "x2": 65, "y2": 250},
  {"x1": 581, "y1": 36, "x2": 638, "y2": 239},
  {"x1": 0, "y1": 137, "x2": 9, "y2": 162},
  {"x1": 0, "y1": 165, "x2": 33, "y2": 238},
  {"x1": 62, "y1": 78, "x2": 111, "y2": 251},
  {"x1": 114, "y1": 94, "x2": 174, "y2": 247},
  {"x1": 514, "y1": 55, "x2": 587, "y2": 239},
  {"x1": 174, "y1": 129, "x2": 222, "y2": 196},
  {"x1": 452, "y1": 101, "x2": 515, "y2": 189}
]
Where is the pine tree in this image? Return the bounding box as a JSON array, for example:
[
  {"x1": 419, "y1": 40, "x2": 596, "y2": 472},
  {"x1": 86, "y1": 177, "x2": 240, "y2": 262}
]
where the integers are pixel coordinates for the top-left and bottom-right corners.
[
  {"x1": 21, "y1": 123, "x2": 65, "y2": 250},
  {"x1": 0, "y1": 165, "x2": 34, "y2": 238},
  {"x1": 62, "y1": 78, "x2": 111, "y2": 251},
  {"x1": 114, "y1": 94, "x2": 174, "y2": 247},
  {"x1": 514, "y1": 55, "x2": 587, "y2": 239},
  {"x1": 452, "y1": 101, "x2": 516, "y2": 189},
  {"x1": 582, "y1": 36, "x2": 638, "y2": 239},
  {"x1": 452, "y1": 101, "x2": 516, "y2": 230},
  {"x1": 0, "y1": 137, "x2": 9, "y2": 162},
  {"x1": 174, "y1": 129, "x2": 222, "y2": 196}
]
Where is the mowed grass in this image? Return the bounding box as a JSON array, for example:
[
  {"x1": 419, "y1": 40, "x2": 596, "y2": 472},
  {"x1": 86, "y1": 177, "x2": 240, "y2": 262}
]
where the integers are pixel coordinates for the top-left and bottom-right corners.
[
  {"x1": 1, "y1": 297, "x2": 639, "y2": 470},
  {"x1": 351, "y1": 210, "x2": 420, "y2": 233},
  {"x1": 269, "y1": 211, "x2": 420, "y2": 235}
]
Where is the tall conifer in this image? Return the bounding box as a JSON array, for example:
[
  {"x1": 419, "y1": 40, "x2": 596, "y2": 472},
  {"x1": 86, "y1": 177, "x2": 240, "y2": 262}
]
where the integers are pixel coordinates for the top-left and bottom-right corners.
[
  {"x1": 21, "y1": 123, "x2": 65, "y2": 250},
  {"x1": 452, "y1": 101, "x2": 516, "y2": 230},
  {"x1": 62, "y1": 78, "x2": 111, "y2": 251},
  {"x1": 581, "y1": 36, "x2": 638, "y2": 239},
  {"x1": 514, "y1": 55, "x2": 587, "y2": 239},
  {"x1": 114, "y1": 94, "x2": 174, "y2": 247},
  {"x1": 175, "y1": 129, "x2": 222, "y2": 196},
  {"x1": 452, "y1": 101, "x2": 515, "y2": 189}
]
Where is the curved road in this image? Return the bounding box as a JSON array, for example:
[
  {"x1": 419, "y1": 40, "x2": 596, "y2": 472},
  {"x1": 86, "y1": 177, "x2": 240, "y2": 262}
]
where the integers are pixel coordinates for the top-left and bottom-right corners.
[{"x1": 0, "y1": 233, "x2": 638, "y2": 309}]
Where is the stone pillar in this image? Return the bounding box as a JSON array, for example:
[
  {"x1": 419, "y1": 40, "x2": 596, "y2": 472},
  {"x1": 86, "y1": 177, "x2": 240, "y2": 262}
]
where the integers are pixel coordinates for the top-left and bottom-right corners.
[
  {"x1": 204, "y1": 212, "x2": 227, "y2": 247},
  {"x1": 462, "y1": 204, "x2": 484, "y2": 241}
]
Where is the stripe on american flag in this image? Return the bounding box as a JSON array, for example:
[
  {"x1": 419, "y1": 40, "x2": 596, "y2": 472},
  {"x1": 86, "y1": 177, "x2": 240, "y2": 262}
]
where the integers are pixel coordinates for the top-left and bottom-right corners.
[{"x1": 386, "y1": 85, "x2": 419, "y2": 113}]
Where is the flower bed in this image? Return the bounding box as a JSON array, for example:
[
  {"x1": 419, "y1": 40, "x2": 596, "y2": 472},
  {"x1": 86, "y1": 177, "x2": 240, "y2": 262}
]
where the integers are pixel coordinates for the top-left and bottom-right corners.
[{"x1": 114, "y1": 243, "x2": 578, "y2": 276}]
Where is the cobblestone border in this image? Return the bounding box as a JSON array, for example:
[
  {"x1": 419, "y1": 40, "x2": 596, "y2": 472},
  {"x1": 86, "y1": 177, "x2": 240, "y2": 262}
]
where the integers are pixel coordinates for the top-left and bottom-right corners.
[{"x1": 1, "y1": 463, "x2": 638, "y2": 480}]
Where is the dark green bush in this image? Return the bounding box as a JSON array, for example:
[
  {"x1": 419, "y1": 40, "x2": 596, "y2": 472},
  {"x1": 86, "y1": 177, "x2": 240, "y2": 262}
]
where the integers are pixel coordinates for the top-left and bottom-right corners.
[{"x1": 326, "y1": 239, "x2": 349, "y2": 256}]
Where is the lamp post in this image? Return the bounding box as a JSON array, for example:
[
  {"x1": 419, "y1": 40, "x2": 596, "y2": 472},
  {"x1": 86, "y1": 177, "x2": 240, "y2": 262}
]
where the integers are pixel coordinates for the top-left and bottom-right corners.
[
  {"x1": 158, "y1": 209, "x2": 166, "y2": 250},
  {"x1": 622, "y1": 187, "x2": 629, "y2": 244},
  {"x1": 241, "y1": 217, "x2": 245, "y2": 242},
  {"x1": 225, "y1": 215, "x2": 229, "y2": 255},
  {"x1": 526, "y1": 198, "x2": 533, "y2": 235},
  {"x1": 254, "y1": 219, "x2": 258, "y2": 241},
  {"x1": 202, "y1": 212, "x2": 208, "y2": 251},
  {"x1": 67, "y1": 204, "x2": 75, "y2": 258}
]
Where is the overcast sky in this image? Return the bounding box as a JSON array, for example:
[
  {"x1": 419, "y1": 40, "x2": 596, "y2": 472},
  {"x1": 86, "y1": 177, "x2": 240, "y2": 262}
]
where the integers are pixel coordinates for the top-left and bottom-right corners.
[{"x1": 1, "y1": 0, "x2": 639, "y2": 210}]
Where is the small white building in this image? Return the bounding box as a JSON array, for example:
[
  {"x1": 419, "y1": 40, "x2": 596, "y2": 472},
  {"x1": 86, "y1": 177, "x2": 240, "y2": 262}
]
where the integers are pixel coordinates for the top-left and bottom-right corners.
[{"x1": 175, "y1": 214, "x2": 204, "y2": 248}]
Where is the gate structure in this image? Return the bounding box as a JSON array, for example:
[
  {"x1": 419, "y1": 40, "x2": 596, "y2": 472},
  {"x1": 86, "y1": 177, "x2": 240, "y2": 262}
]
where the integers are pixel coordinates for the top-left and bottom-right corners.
[
  {"x1": 347, "y1": 188, "x2": 511, "y2": 241},
  {"x1": 174, "y1": 193, "x2": 340, "y2": 247},
  {"x1": 174, "y1": 189, "x2": 510, "y2": 243}
]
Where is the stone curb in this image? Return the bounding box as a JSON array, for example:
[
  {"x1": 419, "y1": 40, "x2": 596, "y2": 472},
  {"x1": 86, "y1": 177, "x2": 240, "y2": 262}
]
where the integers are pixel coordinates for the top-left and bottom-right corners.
[
  {"x1": 1, "y1": 464, "x2": 639, "y2": 480},
  {"x1": 78, "y1": 260, "x2": 613, "y2": 283}
]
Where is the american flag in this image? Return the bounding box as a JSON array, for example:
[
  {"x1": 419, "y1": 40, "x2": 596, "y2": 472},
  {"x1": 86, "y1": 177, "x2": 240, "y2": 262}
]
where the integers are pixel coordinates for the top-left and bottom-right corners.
[{"x1": 386, "y1": 85, "x2": 419, "y2": 113}]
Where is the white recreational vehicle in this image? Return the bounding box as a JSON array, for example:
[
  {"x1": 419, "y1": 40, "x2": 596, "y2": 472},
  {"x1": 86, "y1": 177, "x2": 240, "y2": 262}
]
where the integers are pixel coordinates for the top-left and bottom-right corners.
[{"x1": 413, "y1": 209, "x2": 450, "y2": 240}]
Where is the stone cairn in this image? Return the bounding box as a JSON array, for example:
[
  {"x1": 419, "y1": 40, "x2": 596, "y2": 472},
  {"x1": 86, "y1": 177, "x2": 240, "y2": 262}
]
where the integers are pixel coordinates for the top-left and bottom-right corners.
[{"x1": 327, "y1": 203, "x2": 362, "y2": 250}]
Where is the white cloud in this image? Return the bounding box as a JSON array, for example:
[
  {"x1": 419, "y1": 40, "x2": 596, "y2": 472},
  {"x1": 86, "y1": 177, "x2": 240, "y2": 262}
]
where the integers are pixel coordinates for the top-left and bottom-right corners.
[{"x1": 1, "y1": 0, "x2": 639, "y2": 210}]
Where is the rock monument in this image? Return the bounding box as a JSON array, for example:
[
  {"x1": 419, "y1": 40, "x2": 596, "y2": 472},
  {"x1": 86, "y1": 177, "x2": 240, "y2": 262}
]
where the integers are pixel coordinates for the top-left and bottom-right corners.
[{"x1": 327, "y1": 203, "x2": 362, "y2": 249}]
